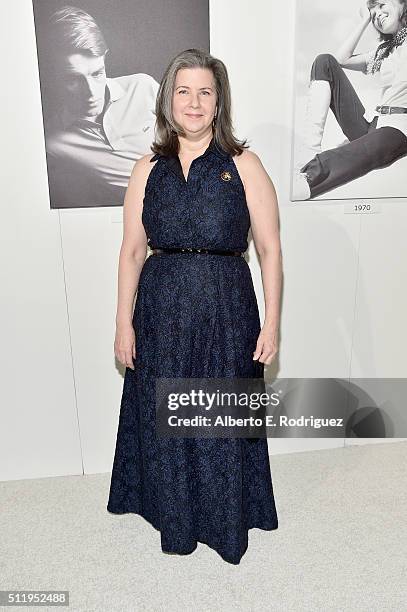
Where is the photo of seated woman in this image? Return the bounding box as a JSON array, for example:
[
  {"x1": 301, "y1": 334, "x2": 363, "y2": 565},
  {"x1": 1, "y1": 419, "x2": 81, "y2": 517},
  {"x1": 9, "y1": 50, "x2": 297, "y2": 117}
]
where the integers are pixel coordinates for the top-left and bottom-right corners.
[{"x1": 291, "y1": 0, "x2": 407, "y2": 202}]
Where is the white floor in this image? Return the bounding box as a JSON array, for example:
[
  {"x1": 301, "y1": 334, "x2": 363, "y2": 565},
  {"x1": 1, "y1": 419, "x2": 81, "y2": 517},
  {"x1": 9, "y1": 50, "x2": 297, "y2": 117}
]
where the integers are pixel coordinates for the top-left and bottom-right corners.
[{"x1": 1, "y1": 441, "x2": 406, "y2": 612}]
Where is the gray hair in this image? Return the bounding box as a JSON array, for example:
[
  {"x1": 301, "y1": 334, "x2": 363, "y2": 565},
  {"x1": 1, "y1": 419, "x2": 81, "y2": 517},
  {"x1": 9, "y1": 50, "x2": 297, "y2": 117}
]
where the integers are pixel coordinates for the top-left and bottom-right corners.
[{"x1": 152, "y1": 48, "x2": 248, "y2": 157}]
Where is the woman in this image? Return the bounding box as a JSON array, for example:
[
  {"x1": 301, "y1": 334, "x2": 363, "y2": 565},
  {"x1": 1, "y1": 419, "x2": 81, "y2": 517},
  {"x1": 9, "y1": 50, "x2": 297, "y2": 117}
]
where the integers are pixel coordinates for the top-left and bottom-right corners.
[
  {"x1": 106, "y1": 48, "x2": 282, "y2": 565},
  {"x1": 293, "y1": 0, "x2": 407, "y2": 200}
]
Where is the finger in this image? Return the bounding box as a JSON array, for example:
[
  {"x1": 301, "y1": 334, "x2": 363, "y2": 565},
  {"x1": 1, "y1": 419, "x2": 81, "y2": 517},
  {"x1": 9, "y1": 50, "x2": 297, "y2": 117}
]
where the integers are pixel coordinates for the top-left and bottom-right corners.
[
  {"x1": 265, "y1": 349, "x2": 278, "y2": 364},
  {"x1": 125, "y1": 351, "x2": 135, "y2": 369},
  {"x1": 253, "y1": 340, "x2": 264, "y2": 360},
  {"x1": 118, "y1": 349, "x2": 132, "y2": 369},
  {"x1": 259, "y1": 349, "x2": 275, "y2": 364},
  {"x1": 257, "y1": 351, "x2": 267, "y2": 363},
  {"x1": 255, "y1": 344, "x2": 272, "y2": 362}
]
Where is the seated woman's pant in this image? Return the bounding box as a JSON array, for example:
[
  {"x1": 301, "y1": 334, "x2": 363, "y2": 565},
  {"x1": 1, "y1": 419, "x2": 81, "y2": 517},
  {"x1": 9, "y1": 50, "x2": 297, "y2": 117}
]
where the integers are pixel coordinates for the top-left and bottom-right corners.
[{"x1": 300, "y1": 53, "x2": 407, "y2": 199}]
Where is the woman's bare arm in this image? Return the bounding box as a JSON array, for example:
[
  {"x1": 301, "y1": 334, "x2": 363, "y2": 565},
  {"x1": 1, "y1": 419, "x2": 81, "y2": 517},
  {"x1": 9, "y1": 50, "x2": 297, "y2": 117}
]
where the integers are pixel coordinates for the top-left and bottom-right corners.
[
  {"x1": 115, "y1": 155, "x2": 155, "y2": 329},
  {"x1": 234, "y1": 150, "x2": 282, "y2": 330},
  {"x1": 333, "y1": 4, "x2": 372, "y2": 71},
  {"x1": 234, "y1": 149, "x2": 282, "y2": 364}
]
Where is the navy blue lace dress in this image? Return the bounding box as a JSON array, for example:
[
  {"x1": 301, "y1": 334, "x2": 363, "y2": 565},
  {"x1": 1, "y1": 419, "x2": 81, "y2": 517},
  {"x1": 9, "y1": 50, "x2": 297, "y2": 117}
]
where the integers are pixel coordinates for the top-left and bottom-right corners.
[{"x1": 107, "y1": 136, "x2": 278, "y2": 564}]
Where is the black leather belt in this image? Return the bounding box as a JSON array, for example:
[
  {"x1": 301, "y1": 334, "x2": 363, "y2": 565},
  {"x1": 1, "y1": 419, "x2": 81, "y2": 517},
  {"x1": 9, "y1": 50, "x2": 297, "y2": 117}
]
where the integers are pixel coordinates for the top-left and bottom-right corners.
[
  {"x1": 151, "y1": 246, "x2": 244, "y2": 256},
  {"x1": 376, "y1": 105, "x2": 407, "y2": 114}
]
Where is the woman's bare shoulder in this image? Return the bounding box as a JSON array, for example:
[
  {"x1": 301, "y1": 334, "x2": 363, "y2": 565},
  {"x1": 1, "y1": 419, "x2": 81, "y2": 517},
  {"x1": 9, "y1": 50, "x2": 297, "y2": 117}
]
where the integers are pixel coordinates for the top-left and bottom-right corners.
[
  {"x1": 135, "y1": 152, "x2": 159, "y2": 169},
  {"x1": 232, "y1": 147, "x2": 258, "y2": 159},
  {"x1": 232, "y1": 148, "x2": 263, "y2": 168},
  {"x1": 232, "y1": 148, "x2": 264, "y2": 184},
  {"x1": 130, "y1": 153, "x2": 159, "y2": 184}
]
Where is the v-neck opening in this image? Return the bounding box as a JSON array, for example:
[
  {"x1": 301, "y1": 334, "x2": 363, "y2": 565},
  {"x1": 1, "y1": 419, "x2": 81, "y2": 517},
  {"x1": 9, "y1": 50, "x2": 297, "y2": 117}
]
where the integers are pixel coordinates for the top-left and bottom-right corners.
[
  {"x1": 164, "y1": 136, "x2": 230, "y2": 183},
  {"x1": 177, "y1": 140, "x2": 212, "y2": 184},
  {"x1": 167, "y1": 152, "x2": 202, "y2": 184},
  {"x1": 178, "y1": 157, "x2": 192, "y2": 184}
]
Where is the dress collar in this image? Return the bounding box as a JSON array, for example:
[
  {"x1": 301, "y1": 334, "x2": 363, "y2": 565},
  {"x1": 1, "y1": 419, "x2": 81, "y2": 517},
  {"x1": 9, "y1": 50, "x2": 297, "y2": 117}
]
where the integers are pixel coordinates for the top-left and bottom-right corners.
[
  {"x1": 151, "y1": 136, "x2": 229, "y2": 161},
  {"x1": 201, "y1": 136, "x2": 230, "y2": 160},
  {"x1": 184, "y1": 137, "x2": 228, "y2": 180},
  {"x1": 150, "y1": 136, "x2": 230, "y2": 182}
]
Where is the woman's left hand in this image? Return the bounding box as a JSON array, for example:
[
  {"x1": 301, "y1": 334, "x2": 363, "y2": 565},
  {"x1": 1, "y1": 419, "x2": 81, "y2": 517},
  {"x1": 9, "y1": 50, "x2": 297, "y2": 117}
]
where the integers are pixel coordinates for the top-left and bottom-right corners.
[
  {"x1": 359, "y1": 2, "x2": 371, "y2": 22},
  {"x1": 253, "y1": 322, "x2": 279, "y2": 365}
]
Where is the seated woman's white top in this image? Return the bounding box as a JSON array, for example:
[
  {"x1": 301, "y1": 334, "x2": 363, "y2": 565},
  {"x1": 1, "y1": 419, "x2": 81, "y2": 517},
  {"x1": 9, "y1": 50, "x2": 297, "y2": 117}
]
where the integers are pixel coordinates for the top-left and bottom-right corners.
[{"x1": 364, "y1": 38, "x2": 407, "y2": 137}]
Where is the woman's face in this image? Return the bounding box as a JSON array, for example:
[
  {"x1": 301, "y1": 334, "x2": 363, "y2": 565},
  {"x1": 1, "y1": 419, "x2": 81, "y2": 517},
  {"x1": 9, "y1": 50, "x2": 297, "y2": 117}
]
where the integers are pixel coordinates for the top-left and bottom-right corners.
[
  {"x1": 369, "y1": 1, "x2": 404, "y2": 34},
  {"x1": 172, "y1": 67, "x2": 217, "y2": 137}
]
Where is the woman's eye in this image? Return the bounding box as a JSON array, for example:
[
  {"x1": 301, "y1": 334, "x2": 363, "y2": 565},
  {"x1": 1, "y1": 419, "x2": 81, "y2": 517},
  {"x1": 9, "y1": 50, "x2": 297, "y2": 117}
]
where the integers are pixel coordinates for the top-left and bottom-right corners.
[{"x1": 177, "y1": 90, "x2": 211, "y2": 95}]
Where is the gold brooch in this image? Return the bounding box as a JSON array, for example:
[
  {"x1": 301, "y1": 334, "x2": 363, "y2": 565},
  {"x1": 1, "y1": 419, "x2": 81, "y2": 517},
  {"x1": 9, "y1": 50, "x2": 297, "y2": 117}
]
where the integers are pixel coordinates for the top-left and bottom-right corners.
[{"x1": 220, "y1": 171, "x2": 232, "y2": 181}]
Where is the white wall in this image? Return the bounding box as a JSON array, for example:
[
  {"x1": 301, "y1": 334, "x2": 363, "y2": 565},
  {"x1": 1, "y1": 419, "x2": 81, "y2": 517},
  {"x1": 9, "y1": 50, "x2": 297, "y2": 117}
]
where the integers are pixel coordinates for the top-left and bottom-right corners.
[{"x1": 0, "y1": 0, "x2": 405, "y2": 482}]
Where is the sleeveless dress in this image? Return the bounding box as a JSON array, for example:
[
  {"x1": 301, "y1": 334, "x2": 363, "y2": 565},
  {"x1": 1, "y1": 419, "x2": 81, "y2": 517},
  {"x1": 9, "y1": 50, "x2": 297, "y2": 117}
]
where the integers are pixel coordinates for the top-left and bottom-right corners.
[{"x1": 107, "y1": 136, "x2": 279, "y2": 565}]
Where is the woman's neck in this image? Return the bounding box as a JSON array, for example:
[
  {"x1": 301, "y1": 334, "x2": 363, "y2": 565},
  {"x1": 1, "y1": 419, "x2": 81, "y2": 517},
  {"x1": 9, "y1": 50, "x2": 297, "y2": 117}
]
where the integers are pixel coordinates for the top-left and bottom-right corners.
[{"x1": 177, "y1": 133, "x2": 213, "y2": 159}]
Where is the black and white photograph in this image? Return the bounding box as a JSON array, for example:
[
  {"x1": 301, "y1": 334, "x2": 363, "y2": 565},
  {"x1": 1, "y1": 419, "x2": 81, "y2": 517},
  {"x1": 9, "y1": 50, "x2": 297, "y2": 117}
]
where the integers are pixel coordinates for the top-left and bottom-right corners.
[
  {"x1": 291, "y1": 0, "x2": 407, "y2": 202},
  {"x1": 32, "y1": 0, "x2": 209, "y2": 208},
  {"x1": 3, "y1": 0, "x2": 407, "y2": 608}
]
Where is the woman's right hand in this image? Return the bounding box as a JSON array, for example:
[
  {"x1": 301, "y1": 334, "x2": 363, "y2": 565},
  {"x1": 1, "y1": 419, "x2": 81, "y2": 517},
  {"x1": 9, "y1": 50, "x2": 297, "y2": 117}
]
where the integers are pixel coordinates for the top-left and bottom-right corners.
[
  {"x1": 114, "y1": 323, "x2": 136, "y2": 370},
  {"x1": 359, "y1": 2, "x2": 372, "y2": 23}
]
